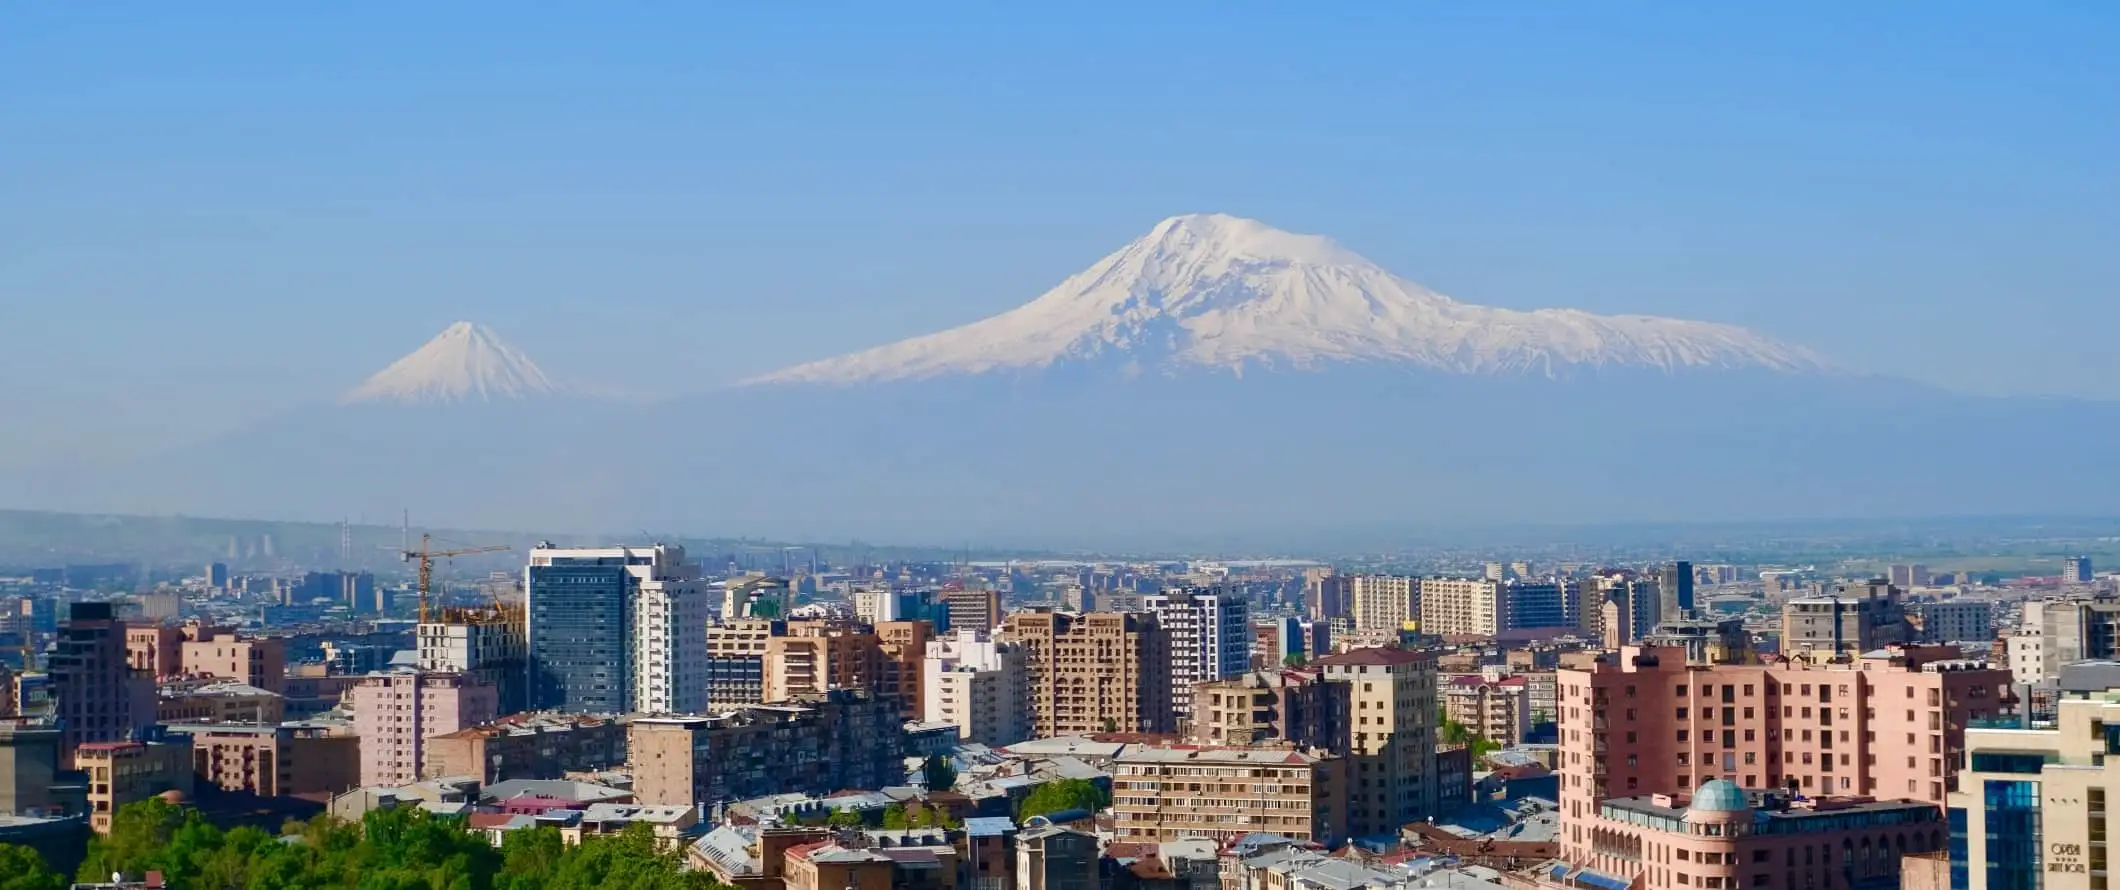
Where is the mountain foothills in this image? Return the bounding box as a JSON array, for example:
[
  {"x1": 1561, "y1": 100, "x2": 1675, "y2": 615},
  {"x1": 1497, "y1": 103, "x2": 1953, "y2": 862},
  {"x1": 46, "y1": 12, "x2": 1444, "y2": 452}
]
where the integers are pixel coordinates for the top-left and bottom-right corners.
[{"x1": 7, "y1": 214, "x2": 2117, "y2": 544}]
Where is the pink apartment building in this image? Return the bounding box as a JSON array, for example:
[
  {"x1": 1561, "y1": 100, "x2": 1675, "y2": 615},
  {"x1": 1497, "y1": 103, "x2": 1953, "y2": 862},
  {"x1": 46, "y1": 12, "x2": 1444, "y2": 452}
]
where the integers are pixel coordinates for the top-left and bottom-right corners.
[
  {"x1": 350, "y1": 670, "x2": 498, "y2": 787},
  {"x1": 1556, "y1": 644, "x2": 2007, "y2": 834}
]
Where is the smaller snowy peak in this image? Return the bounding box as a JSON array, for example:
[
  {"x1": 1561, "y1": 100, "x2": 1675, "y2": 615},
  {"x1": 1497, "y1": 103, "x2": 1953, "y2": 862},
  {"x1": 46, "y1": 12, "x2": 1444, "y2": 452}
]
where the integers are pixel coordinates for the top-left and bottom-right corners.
[{"x1": 342, "y1": 322, "x2": 559, "y2": 405}]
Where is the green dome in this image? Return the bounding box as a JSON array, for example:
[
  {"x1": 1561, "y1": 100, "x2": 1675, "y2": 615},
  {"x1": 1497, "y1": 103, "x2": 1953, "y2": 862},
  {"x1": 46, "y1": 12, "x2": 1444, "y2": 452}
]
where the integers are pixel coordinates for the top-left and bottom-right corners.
[{"x1": 1689, "y1": 780, "x2": 1750, "y2": 813}]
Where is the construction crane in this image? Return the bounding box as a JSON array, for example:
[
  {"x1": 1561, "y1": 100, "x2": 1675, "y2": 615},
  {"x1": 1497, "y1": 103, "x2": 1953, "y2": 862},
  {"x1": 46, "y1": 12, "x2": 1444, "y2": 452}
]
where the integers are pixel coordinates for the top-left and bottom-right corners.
[{"x1": 395, "y1": 533, "x2": 511, "y2": 623}]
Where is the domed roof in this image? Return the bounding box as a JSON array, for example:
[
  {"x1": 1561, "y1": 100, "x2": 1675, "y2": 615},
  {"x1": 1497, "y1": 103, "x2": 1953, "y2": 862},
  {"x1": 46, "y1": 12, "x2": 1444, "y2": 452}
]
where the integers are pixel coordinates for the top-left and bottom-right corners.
[{"x1": 1688, "y1": 780, "x2": 1750, "y2": 813}]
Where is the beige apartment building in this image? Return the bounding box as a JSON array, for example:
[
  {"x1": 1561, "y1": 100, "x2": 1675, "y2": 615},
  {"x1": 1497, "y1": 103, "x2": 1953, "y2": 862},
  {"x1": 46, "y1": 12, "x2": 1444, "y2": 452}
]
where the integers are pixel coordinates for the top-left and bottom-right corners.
[
  {"x1": 170, "y1": 723, "x2": 360, "y2": 798},
  {"x1": 1110, "y1": 746, "x2": 1347, "y2": 845},
  {"x1": 1311, "y1": 647, "x2": 1440, "y2": 837},
  {"x1": 764, "y1": 621, "x2": 884, "y2": 702},
  {"x1": 1781, "y1": 581, "x2": 1913, "y2": 658},
  {"x1": 1348, "y1": 575, "x2": 1417, "y2": 633},
  {"x1": 706, "y1": 618, "x2": 779, "y2": 710},
  {"x1": 77, "y1": 740, "x2": 193, "y2": 834},
  {"x1": 1442, "y1": 674, "x2": 1531, "y2": 746},
  {"x1": 1419, "y1": 578, "x2": 1505, "y2": 637},
  {"x1": 1949, "y1": 686, "x2": 2120, "y2": 889},
  {"x1": 998, "y1": 609, "x2": 1174, "y2": 736},
  {"x1": 1190, "y1": 669, "x2": 1350, "y2": 752},
  {"x1": 922, "y1": 629, "x2": 1031, "y2": 746}
]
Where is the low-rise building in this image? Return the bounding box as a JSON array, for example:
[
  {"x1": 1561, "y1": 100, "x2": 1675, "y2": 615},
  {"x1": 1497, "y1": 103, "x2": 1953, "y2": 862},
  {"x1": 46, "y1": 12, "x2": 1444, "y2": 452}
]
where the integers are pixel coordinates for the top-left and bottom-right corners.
[
  {"x1": 77, "y1": 740, "x2": 193, "y2": 834},
  {"x1": 166, "y1": 722, "x2": 361, "y2": 798},
  {"x1": 629, "y1": 690, "x2": 902, "y2": 808},
  {"x1": 1947, "y1": 683, "x2": 2120, "y2": 888},
  {"x1": 156, "y1": 681, "x2": 286, "y2": 725},
  {"x1": 421, "y1": 713, "x2": 628, "y2": 783},
  {"x1": 1110, "y1": 746, "x2": 1347, "y2": 845}
]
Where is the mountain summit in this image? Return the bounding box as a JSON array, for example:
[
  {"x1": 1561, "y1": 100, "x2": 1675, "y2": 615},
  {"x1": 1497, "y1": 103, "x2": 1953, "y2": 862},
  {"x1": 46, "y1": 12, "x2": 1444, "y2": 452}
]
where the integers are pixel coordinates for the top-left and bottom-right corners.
[
  {"x1": 748, "y1": 213, "x2": 1831, "y2": 386},
  {"x1": 342, "y1": 322, "x2": 558, "y2": 404}
]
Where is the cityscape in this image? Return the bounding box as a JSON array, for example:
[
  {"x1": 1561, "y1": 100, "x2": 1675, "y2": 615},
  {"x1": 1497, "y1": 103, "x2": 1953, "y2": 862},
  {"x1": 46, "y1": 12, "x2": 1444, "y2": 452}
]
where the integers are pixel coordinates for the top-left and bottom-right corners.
[
  {"x1": 5, "y1": 5, "x2": 2113, "y2": 890},
  {"x1": 0, "y1": 526, "x2": 2113, "y2": 889}
]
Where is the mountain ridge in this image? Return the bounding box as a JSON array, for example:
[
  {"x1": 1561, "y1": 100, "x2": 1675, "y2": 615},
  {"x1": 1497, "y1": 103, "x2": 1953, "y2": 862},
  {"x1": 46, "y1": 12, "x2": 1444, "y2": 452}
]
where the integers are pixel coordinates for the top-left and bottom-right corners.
[
  {"x1": 342, "y1": 321, "x2": 558, "y2": 405},
  {"x1": 746, "y1": 213, "x2": 1833, "y2": 386}
]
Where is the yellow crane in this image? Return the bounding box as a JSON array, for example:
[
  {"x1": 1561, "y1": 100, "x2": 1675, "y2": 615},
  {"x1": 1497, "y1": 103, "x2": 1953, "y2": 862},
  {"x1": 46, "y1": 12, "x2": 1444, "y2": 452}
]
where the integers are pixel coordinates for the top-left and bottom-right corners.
[{"x1": 396, "y1": 534, "x2": 511, "y2": 623}]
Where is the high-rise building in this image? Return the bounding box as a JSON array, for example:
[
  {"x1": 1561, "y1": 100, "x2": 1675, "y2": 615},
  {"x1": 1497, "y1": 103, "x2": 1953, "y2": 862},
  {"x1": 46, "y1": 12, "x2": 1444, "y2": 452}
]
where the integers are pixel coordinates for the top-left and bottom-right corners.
[
  {"x1": 1656, "y1": 561, "x2": 1695, "y2": 622},
  {"x1": 418, "y1": 610, "x2": 530, "y2": 715},
  {"x1": 1304, "y1": 570, "x2": 1350, "y2": 621},
  {"x1": 922, "y1": 629, "x2": 1031, "y2": 746},
  {"x1": 1502, "y1": 580, "x2": 1575, "y2": 631},
  {"x1": 1310, "y1": 647, "x2": 1439, "y2": 836},
  {"x1": 0, "y1": 723, "x2": 63, "y2": 815},
  {"x1": 1588, "y1": 573, "x2": 1660, "y2": 645},
  {"x1": 1145, "y1": 588, "x2": 1251, "y2": 721},
  {"x1": 1950, "y1": 685, "x2": 2120, "y2": 889},
  {"x1": 875, "y1": 620, "x2": 931, "y2": 719},
  {"x1": 205, "y1": 562, "x2": 230, "y2": 590},
  {"x1": 526, "y1": 543, "x2": 702, "y2": 714},
  {"x1": 998, "y1": 609, "x2": 1173, "y2": 737},
  {"x1": 2065, "y1": 555, "x2": 2095, "y2": 584},
  {"x1": 1780, "y1": 580, "x2": 1912, "y2": 657},
  {"x1": 1442, "y1": 673, "x2": 1531, "y2": 745},
  {"x1": 1110, "y1": 746, "x2": 1348, "y2": 845},
  {"x1": 1348, "y1": 575, "x2": 1416, "y2": 633},
  {"x1": 763, "y1": 620, "x2": 885, "y2": 703},
  {"x1": 706, "y1": 619, "x2": 782, "y2": 711},
  {"x1": 349, "y1": 670, "x2": 499, "y2": 787},
  {"x1": 1420, "y1": 577, "x2": 1507, "y2": 637},
  {"x1": 1557, "y1": 643, "x2": 2008, "y2": 821},
  {"x1": 1888, "y1": 563, "x2": 1933, "y2": 588},
  {"x1": 1915, "y1": 600, "x2": 1993, "y2": 644},
  {"x1": 853, "y1": 588, "x2": 902, "y2": 626},
  {"x1": 944, "y1": 589, "x2": 1003, "y2": 634},
  {"x1": 1190, "y1": 669, "x2": 1350, "y2": 751},
  {"x1": 50, "y1": 603, "x2": 156, "y2": 768},
  {"x1": 124, "y1": 623, "x2": 183, "y2": 678},
  {"x1": 178, "y1": 623, "x2": 287, "y2": 693}
]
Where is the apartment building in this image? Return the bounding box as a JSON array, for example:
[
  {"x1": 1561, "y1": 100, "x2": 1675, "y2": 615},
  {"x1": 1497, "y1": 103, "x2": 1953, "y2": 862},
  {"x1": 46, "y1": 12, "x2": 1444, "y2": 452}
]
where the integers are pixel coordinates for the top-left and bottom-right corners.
[
  {"x1": 178, "y1": 624, "x2": 287, "y2": 693},
  {"x1": 1347, "y1": 575, "x2": 1416, "y2": 633},
  {"x1": 1310, "y1": 647, "x2": 1440, "y2": 837},
  {"x1": 526, "y1": 543, "x2": 702, "y2": 714},
  {"x1": 1915, "y1": 599, "x2": 1993, "y2": 644},
  {"x1": 418, "y1": 610, "x2": 530, "y2": 715},
  {"x1": 167, "y1": 723, "x2": 360, "y2": 798},
  {"x1": 628, "y1": 689, "x2": 901, "y2": 808},
  {"x1": 998, "y1": 609, "x2": 1174, "y2": 737},
  {"x1": 1146, "y1": 588, "x2": 1251, "y2": 721},
  {"x1": 706, "y1": 619, "x2": 782, "y2": 711},
  {"x1": 1550, "y1": 779, "x2": 1945, "y2": 890},
  {"x1": 77, "y1": 740, "x2": 193, "y2": 834},
  {"x1": 922, "y1": 629, "x2": 1031, "y2": 747},
  {"x1": 421, "y1": 712, "x2": 628, "y2": 783},
  {"x1": 156, "y1": 680, "x2": 286, "y2": 724},
  {"x1": 875, "y1": 620, "x2": 932, "y2": 719},
  {"x1": 51, "y1": 603, "x2": 157, "y2": 768},
  {"x1": 1189, "y1": 669, "x2": 1350, "y2": 752},
  {"x1": 763, "y1": 621, "x2": 885, "y2": 703},
  {"x1": 945, "y1": 589, "x2": 1003, "y2": 634},
  {"x1": 1780, "y1": 580, "x2": 1913, "y2": 658},
  {"x1": 1443, "y1": 674, "x2": 1531, "y2": 746},
  {"x1": 1420, "y1": 578, "x2": 1507, "y2": 637},
  {"x1": 349, "y1": 670, "x2": 499, "y2": 787},
  {"x1": 124, "y1": 623, "x2": 183, "y2": 678},
  {"x1": 2007, "y1": 597, "x2": 2120, "y2": 685},
  {"x1": 1948, "y1": 685, "x2": 2120, "y2": 889},
  {"x1": 1110, "y1": 746, "x2": 1347, "y2": 845},
  {"x1": 1555, "y1": 643, "x2": 2008, "y2": 836}
]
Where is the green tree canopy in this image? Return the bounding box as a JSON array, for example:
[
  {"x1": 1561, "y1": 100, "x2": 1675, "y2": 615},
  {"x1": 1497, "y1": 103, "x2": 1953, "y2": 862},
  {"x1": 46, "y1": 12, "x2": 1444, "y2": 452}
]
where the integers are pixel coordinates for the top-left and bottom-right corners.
[
  {"x1": 1016, "y1": 778, "x2": 1110, "y2": 822},
  {"x1": 921, "y1": 755, "x2": 957, "y2": 792},
  {"x1": 0, "y1": 844, "x2": 65, "y2": 890}
]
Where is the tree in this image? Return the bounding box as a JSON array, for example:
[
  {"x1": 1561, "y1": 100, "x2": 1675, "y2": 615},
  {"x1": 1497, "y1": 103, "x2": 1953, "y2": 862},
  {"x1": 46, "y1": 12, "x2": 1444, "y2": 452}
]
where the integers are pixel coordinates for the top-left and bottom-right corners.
[
  {"x1": 1016, "y1": 778, "x2": 1110, "y2": 822},
  {"x1": 879, "y1": 803, "x2": 911, "y2": 830},
  {"x1": 0, "y1": 844, "x2": 64, "y2": 890},
  {"x1": 826, "y1": 808, "x2": 865, "y2": 828},
  {"x1": 922, "y1": 755, "x2": 957, "y2": 792},
  {"x1": 1282, "y1": 652, "x2": 1308, "y2": 668}
]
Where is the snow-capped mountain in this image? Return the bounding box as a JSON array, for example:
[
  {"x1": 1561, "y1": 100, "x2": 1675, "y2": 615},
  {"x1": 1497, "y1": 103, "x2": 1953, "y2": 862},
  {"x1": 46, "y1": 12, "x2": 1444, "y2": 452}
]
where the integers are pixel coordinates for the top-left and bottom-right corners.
[
  {"x1": 342, "y1": 322, "x2": 559, "y2": 404},
  {"x1": 748, "y1": 213, "x2": 1831, "y2": 386}
]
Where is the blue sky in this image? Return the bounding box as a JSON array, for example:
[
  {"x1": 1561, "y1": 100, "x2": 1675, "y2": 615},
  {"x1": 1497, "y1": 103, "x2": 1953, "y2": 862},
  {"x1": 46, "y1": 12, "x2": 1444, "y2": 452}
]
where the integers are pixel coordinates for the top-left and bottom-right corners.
[{"x1": 2, "y1": 3, "x2": 2115, "y2": 467}]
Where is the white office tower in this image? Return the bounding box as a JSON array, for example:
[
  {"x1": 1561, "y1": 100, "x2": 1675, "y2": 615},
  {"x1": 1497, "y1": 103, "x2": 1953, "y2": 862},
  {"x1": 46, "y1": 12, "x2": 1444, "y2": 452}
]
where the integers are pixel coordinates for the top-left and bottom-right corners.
[
  {"x1": 526, "y1": 543, "x2": 706, "y2": 715},
  {"x1": 922, "y1": 629, "x2": 1031, "y2": 746},
  {"x1": 631, "y1": 546, "x2": 708, "y2": 714},
  {"x1": 854, "y1": 588, "x2": 902, "y2": 626},
  {"x1": 1146, "y1": 588, "x2": 1252, "y2": 720}
]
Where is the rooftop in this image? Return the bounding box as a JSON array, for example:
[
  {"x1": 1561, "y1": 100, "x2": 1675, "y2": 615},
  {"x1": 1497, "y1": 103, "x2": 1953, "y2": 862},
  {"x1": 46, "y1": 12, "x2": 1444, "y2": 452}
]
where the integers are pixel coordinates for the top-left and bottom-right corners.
[{"x1": 1311, "y1": 647, "x2": 1430, "y2": 667}]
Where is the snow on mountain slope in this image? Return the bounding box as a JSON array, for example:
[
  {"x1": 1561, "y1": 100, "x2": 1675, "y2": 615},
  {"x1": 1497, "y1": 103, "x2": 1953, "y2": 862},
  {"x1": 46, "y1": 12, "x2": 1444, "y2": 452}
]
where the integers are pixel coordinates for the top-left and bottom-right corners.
[
  {"x1": 342, "y1": 322, "x2": 559, "y2": 404},
  {"x1": 746, "y1": 214, "x2": 1833, "y2": 385}
]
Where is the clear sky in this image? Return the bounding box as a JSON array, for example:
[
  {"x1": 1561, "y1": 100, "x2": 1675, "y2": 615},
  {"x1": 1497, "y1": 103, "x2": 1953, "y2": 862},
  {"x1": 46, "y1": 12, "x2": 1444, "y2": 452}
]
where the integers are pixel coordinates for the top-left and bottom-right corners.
[{"x1": 2, "y1": 3, "x2": 2115, "y2": 468}]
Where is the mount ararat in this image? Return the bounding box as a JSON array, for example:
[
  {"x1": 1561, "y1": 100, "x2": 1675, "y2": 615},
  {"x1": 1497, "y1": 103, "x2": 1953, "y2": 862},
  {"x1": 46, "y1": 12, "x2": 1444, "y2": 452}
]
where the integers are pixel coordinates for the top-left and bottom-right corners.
[{"x1": 10, "y1": 215, "x2": 2115, "y2": 546}]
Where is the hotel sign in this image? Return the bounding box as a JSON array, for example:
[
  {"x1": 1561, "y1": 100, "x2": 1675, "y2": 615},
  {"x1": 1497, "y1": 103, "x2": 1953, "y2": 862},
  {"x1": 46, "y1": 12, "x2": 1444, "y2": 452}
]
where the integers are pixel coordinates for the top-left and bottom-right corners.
[{"x1": 2050, "y1": 843, "x2": 2087, "y2": 874}]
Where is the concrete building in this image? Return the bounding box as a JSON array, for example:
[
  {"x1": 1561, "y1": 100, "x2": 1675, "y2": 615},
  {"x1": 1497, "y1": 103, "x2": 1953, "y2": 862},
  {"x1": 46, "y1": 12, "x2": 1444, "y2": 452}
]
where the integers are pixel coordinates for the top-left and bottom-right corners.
[
  {"x1": 945, "y1": 589, "x2": 1003, "y2": 634},
  {"x1": 1305, "y1": 571, "x2": 1350, "y2": 622},
  {"x1": 2065, "y1": 556, "x2": 2096, "y2": 585},
  {"x1": 1421, "y1": 578, "x2": 1507, "y2": 637},
  {"x1": 1916, "y1": 600, "x2": 1993, "y2": 644},
  {"x1": 628, "y1": 690, "x2": 901, "y2": 808},
  {"x1": 998, "y1": 609, "x2": 1174, "y2": 737},
  {"x1": 764, "y1": 621, "x2": 885, "y2": 703},
  {"x1": 922, "y1": 629, "x2": 1031, "y2": 747},
  {"x1": 1780, "y1": 580, "x2": 1912, "y2": 658},
  {"x1": 349, "y1": 670, "x2": 499, "y2": 787},
  {"x1": 1889, "y1": 564, "x2": 1933, "y2": 588},
  {"x1": 123, "y1": 623, "x2": 183, "y2": 678},
  {"x1": 51, "y1": 603, "x2": 157, "y2": 768},
  {"x1": 1657, "y1": 561, "x2": 1696, "y2": 623},
  {"x1": 421, "y1": 713, "x2": 628, "y2": 783},
  {"x1": 876, "y1": 620, "x2": 932, "y2": 720},
  {"x1": 1110, "y1": 745, "x2": 1347, "y2": 845},
  {"x1": 168, "y1": 723, "x2": 361, "y2": 798},
  {"x1": 2010, "y1": 597, "x2": 2120, "y2": 685},
  {"x1": 1553, "y1": 779, "x2": 1945, "y2": 890},
  {"x1": 1348, "y1": 575, "x2": 1417, "y2": 633},
  {"x1": 1637, "y1": 616, "x2": 1755, "y2": 666},
  {"x1": 1189, "y1": 669, "x2": 1350, "y2": 752},
  {"x1": 706, "y1": 619, "x2": 781, "y2": 711},
  {"x1": 1145, "y1": 588, "x2": 1251, "y2": 721},
  {"x1": 1015, "y1": 824, "x2": 1099, "y2": 890},
  {"x1": 178, "y1": 623, "x2": 287, "y2": 693},
  {"x1": 1310, "y1": 647, "x2": 1440, "y2": 837},
  {"x1": 156, "y1": 680, "x2": 285, "y2": 724},
  {"x1": 1557, "y1": 644, "x2": 2008, "y2": 822},
  {"x1": 526, "y1": 543, "x2": 701, "y2": 714},
  {"x1": 1589, "y1": 573, "x2": 1661, "y2": 645},
  {"x1": 1443, "y1": 674, "x2": 1531, "y2": 746},
  {"x1": 417, "y1": 610, "x2": 530, "y2": 715},
  {"x1": 1948, "y1": 684, "x2": 2120, "y2": 889},
  {"x1": 0, "y1": 723, "x2": 64, "y2": 816},
  {"x1": 1504, "y1": 580, "x2": 1578, "y2": 631},
  {"x1": 852, "y1": 588, "x2": 902, "y2": 627},
  {"x1": 77, "y1": 739, "x2": 193, "y2": 834}
]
